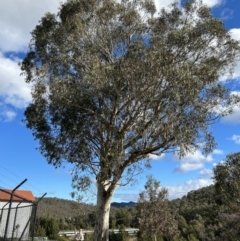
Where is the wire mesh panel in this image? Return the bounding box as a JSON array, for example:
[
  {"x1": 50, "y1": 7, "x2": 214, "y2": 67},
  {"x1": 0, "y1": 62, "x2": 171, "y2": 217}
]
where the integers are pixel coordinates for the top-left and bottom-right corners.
[
  {"x1": 0, "y1": 186, "x2": 42, "y2": 241},
  {"x1": 0, "y1": 202, "x2": 37, "y2": 240}
]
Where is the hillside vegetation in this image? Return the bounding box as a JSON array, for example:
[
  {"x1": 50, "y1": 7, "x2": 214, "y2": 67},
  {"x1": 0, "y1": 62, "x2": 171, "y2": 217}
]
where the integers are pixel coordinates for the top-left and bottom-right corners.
[
  {"x1": 36, "y1": 185, "x2": 240, "y2": 240},
  {"x1": 36, "y1": 197, "x2": 96, "y2": 220}
]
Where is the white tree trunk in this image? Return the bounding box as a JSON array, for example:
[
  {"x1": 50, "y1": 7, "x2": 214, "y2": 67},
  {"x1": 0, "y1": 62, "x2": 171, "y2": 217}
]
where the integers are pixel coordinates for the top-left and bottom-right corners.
[{"x1": 94, "y1": 181, "x2": 115, "y2": 241}]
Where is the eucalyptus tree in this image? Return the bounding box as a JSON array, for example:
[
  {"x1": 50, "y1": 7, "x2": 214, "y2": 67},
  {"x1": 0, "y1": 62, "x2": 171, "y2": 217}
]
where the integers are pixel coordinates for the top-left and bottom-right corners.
[
  {"x1": 21, "y1": 0, "x2": 240, "y2": 240},
  {"x1": 136, "y1": 176, "x2": 178, "y2": 240}
]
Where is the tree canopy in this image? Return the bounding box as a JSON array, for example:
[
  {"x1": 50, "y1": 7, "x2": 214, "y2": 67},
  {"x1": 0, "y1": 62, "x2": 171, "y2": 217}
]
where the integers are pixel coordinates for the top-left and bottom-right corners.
[
  {"x1": 21, "y1": 0, "x2": 240, "y2": 240},
  {"x1": 213, "y1": 153, "x2": 240, "y2": 240},
  {"x1": 214, "y1": 152, "x2": 240, "y2": 208}
]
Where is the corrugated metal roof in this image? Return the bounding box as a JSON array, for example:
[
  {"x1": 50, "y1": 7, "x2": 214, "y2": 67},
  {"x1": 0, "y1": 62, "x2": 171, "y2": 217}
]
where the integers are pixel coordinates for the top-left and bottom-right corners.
[{"x1": 0, "y1": 189, "x2": 35, "y2": 202}]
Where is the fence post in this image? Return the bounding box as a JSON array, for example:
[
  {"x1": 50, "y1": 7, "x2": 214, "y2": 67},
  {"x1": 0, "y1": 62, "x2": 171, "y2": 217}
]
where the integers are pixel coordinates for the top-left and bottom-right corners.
[{"x1": 31, "y1": 192, "x2": 47, "y2": 241}]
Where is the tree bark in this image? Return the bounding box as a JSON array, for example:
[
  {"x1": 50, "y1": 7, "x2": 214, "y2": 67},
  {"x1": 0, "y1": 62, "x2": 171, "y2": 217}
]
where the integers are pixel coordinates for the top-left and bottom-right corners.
[{"x1": 94, "y1": 182, "x2": 114, "y2": 241}]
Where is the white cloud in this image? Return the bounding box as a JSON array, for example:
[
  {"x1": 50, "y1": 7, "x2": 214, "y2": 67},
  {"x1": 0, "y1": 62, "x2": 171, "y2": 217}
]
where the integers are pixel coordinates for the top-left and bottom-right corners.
[
  {"x1": 0, "y1": 0, "x2": 231, "y2": 53},
  {"x1": 154, "y1": 0, "x2": 180, "y2": 12},
  {"x1": 229, "y1": 135, "x2": 240, "y2": 145},
  {"x1": 201, "y1": 0, "x2": 223, "y2": 8},
  {"x1": 219, "y1": 29, "x2": 240, "y2": 82},
  {"x1": 213, "y1": 149, "x2": 224, "y2": 155},
  {"x1": 0, "y1": 0, "x2": 181, "y2": 52},
  {"x1": 0, "y1": 0, "x2": 233, "y2": 53},
  {"x1": 115, "y1": 166, "x2": 214, "y2": 201},
  {"x1": 154, "y1": 0, "x2": 223, "y2": 12},
  {"x1": 199, "y1": 168, "x2": 213, "y2": 178},
  {"x1": 0, "y1": 0, "x2": 61, "y2": 121},
  {"x1": 0, "y1": 0, "x2": 61, "y2": 52},
  {"x1": 0, "y1": 107, "x2": 17, "y2": 122},
  {"x1": 174, "y1": 150, "x2": 213, "y2": 173},
  {"x1": 222, "y1": 106, "x2": 240, "y2": 124},
  {"x1": 0, "y1": 53, "x2": 31, "y2": 108},
  {"x1": 4, "y1": 110, "x2": 17, "y2": 121},
  {"x1": 167, "y1": 177, "x2": 213, "y2": 200},
  {"x1": 114, "y1": 174, "x2": 214, "y2": 201},
  {"x1": 217, "y1": 91, "x2": 240, "y2": 124},
  {"x1": 230, "y1": 28, "x2": 240, "y2": 41},
  {"x1": 175, "y1": 162, "x2": 204, "y2": 172},
  {"x1": 229, "y1": 29, "x2": 240, "y2": 81}
]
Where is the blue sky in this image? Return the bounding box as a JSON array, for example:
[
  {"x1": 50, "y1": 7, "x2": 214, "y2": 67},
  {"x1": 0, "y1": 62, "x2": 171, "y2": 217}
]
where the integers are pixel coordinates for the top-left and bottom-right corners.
[{"x1": 0, "y1": 0, "x2": 240, "y2": 203}]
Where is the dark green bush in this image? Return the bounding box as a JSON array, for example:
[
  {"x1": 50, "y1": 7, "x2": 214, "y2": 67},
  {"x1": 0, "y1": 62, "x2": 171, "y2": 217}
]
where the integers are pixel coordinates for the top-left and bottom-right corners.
[{"x1": 109, "y1": 231, "x2": 130, "y2": 241}]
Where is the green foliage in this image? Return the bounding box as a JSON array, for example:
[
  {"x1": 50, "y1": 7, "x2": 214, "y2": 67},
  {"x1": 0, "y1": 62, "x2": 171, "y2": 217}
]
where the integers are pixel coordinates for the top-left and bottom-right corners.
[
  {"x1": 213, "y1": 152, "x2": 240, "y2": 240},
  {"x1": 137, "y1": 231, "x2": 166, "y2": 241},
  {"x1": 168, "y1": 183, "x2": 240, "y2": 240},
  {"x1": 109, "y1": 230, "x2": 130, "y2": 241},
  {"x1": 55, "y1": 235, "x2": 69, "y2": 241},
  {"x1": 214, "y1": 152, "x2": 240, "y2": 208},
  {"x1": 36, "y1": 217, "x2": 60, "y2": 239},
  {"x1": 115, "y1": 208, "x2": 132, "y2": 228},
  {"x1": 136, "y1": 176, "x2": 179, "y2": 240}
]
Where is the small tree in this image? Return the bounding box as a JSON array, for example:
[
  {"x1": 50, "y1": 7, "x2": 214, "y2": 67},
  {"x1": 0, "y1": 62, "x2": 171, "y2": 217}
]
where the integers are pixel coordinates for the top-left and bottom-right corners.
[
  {"x1": 21, "y1": 0, "x2": 240, "y2": 240},
  {"x1": 136, "y1": 176, "x2": 178, "y2": 241}
]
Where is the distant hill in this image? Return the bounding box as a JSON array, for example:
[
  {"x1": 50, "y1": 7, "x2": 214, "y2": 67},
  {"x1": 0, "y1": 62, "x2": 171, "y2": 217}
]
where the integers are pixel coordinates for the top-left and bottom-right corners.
[
  {"x1": 36, "y1": 197, "x2": 127, "y2": 219},
  {"x1": 36, "y1": 197, "x2": 96, "y2": 219},
  {"x1": 36, "y1": 186, "x2": 216, "y2": 222},
  {"x1": 111, "y1": 201, "x2": 136, "y2": 208}
]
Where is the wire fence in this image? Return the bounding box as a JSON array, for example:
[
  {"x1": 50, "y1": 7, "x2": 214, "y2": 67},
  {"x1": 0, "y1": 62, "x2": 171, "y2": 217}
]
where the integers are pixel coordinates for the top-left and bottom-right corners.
[{"x1": 0, "y1": 179, "x2": 46, "y2": 241}]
